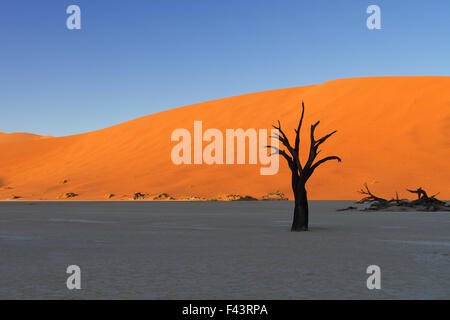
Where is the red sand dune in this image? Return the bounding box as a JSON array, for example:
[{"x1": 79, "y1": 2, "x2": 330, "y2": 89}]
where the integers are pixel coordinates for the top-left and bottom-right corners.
[{"x1": 0, "y1": 76, "x2": 449, "y2": 200}]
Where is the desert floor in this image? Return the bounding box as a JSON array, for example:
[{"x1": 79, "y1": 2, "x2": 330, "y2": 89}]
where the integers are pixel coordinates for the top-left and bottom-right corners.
[{"x1": 0, "y1": 201, "x2": 449, "y2": 299}]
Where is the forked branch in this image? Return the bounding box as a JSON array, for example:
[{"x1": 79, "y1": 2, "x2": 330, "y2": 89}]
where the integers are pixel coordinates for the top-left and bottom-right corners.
[
  {"x1": 265, "y1": 145, "x2": 295, "y2": 171},
  {"x1": 357, "y1": 183, "x2": 388, "y2": 204},
  {"x1": 271, "y1": 121, "x2": 302, "y2": 174},
  {"x1": 268, "y1": 101, "x2": 341, "y2": 182}
]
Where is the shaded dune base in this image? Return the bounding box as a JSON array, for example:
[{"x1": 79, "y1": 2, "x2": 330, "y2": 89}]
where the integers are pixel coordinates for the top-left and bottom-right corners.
[{"x1": 0, "y1": 76, "x2": 449, "y2": 200}]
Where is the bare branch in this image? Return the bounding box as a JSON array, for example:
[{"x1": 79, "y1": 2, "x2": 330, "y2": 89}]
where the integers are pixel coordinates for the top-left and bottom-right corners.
[
  {"x1": 265, "y1": 145, "x2": 296, "y2": 172},
  {"x1": 269, "y1": 102, "x2": 340, "y2": 190},
  {"x1": 304, "y1": 120, "x2": 338, "y2": 172},
  {"x1": 310, "y1": 156, "x2": 342, "y2": 173},
  {"x1": 311, "y1": 121, "x2": 320, "y2": 136},
  {"x1": 430, "y1": 192, "x2": 440, "y2": 198},
  {"x1": 358, "y1": 183, "x2": 372, "y2": 196},
  {"x1": 407, "y1": 188, "x2": 429, "y2": 199},
  {"x1": 271, "y1": 122, "x2": 302, "y2": 174},
  {"x1": 315, "y1": 130, "x2": 338, "y2": 148},
  {"x1": 273, "y1": 121, "x2": 291, "y2": 148},
  {"x1": 294, "y1": 101, "x2": 305, "y2": 153},
  {"x1": 357, "y1": 183, "x2": 388, "y2": 204},
  {"x1": 304, "y1": 121, "x2": 321, "y2": 170}
]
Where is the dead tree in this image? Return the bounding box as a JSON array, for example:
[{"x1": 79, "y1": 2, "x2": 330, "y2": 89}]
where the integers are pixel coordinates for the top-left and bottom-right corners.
[
  {"x1": 267, "y1": 102, "x2": 341, "y2": 231},
  {"x1": 339, "y1": 184, "x2": 450, "y2": 212},
  {"x1": 358, "y1": 183, "x2": 389, "y2": 205}
]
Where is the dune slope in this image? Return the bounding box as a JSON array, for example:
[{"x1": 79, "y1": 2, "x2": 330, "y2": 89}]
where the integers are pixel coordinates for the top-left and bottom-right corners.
[
  {"x1": 0, "y1": 132, "x2": 52, "y2": 145},
  {"x1": 0, "y1": 77, "x2": 449, "y2": 200}
]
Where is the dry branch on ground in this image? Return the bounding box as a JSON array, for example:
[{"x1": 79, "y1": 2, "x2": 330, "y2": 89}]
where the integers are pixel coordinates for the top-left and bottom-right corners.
[{"x1": 338, "y1": 184, "x2": 450, "y2": 212}]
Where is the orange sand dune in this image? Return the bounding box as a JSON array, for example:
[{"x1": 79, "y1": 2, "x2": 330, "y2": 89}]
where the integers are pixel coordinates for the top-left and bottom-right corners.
[
  {"x1": 0, "y1": 76, "x2": 449, "y2": 200},
  {"x1": 0, "y1": 132, "x2": 52, "y2": 145}
]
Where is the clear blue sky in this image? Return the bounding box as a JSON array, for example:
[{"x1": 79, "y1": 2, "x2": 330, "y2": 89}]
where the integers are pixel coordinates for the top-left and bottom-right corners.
[{"x1": 1, "y1": 0, "x2": 449, "y2": 136}]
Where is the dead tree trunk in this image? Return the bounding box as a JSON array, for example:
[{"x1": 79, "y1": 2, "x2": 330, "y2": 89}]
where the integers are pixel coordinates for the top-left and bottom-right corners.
[
  {"x1": 292, "y1": 184, "x2": 308, "y2": 231},
  {"x1": 267, "y1": 102, "x2": 341, "y2": 231}
]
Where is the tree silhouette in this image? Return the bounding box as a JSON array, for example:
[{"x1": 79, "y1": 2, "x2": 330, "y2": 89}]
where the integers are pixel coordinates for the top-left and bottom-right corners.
[{"x1": 267, "y1": 102, "x2": 342, "y2": 231}]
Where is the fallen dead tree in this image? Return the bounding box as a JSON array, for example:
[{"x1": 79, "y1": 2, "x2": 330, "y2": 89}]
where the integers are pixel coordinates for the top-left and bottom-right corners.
[{"x1": 338, "y1": 184, "x2": 450, "y2": 212}]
